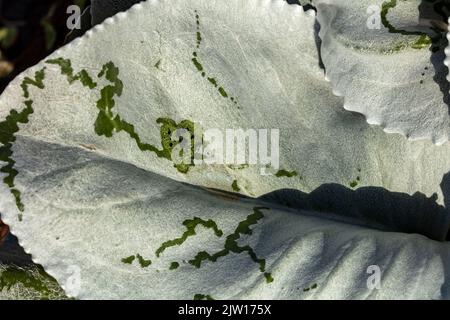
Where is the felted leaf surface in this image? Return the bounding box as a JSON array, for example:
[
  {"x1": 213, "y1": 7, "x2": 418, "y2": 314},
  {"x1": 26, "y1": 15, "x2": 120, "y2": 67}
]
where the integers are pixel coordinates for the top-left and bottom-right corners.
[
  {"x1": 314, "y1": 0, "x2": 450, "y2": 144},
  {"x1": 0, "y1": 0, "x2": 450, "y2": 299}
]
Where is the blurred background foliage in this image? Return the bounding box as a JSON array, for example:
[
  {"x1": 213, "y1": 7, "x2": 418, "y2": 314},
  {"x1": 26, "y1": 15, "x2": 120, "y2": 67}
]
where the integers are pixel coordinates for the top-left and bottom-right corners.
[
  {"x1": 0, "y1": 0, "x2": 92, "y2": 286},
  {"x1": 0, "y1": 1, "x2": 92, "y2": 298}
]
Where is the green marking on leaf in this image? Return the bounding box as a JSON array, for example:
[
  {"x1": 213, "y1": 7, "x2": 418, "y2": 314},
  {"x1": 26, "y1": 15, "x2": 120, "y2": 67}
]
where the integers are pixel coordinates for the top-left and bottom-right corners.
[
  {"x1": 411, "y1": 34, "x2": 433, "y2": 49},
  {"x1": 303, "y1": 283, "x2": 318, "y2": 292},
  {"x1": 264, "y1": 272, "x2": 274, "y2": 284},
  {"x1": 157, "y1": 117, "x2": 197, "y2": 174},
  {"x1": 218, "y1": 87, "x2": 228, "y2": 98},
  {"x1": 207, "y1": 77, "x2": 218, "y2": 87},
  {"x1": 121, "y1": 255, "x2": 136, "y2": 264},
  {"x1": 122, "y1": 254, "x2": 152, "y2": 268},
  {"x1": 192, "y1": 56, "x2": 203, "y2": 72},
  {"x1": 192, "y1": 10, "x2": 239, "y2": 107},
  {"x1": 46, "y1": 58, "x2": 97, "y2": 89},
  {"x1": 156, "y1": 217, "x2": 223, "y2": 257},
  {"x1": 94, "y1": 61, "x2": 124, "y2": 137},
  {"x1": 156, "y1": 207, "x2": 273, "y2": 283},
  {"x1": 48, "y1": 59, "x2": 196, "y2": 173},
  {"x1": 0, "y1": 265, "x2": 67, "y2": 300},
  {"x1": 188, "y1": 207, "x2": 272, "y2": 281},
  {"x1": 169, "y1": 262, "x2": 180, "y2": 270},
  {"x1": 40, "y1": 4, "x2": 57, "y2": 52},
  {"x1": 21, "y1": 69, "x2": 46, "y2": 99},
  {"x1": 1, "y1": 68, "x2": 46, "y2": 220},
  {"x1": 65, "y1": 60, "x2": 197, "y2": 174},
  {"x1": 231, "y1": 180, "x2": 240, "y2": 192},
  {"x1": 136, "y1": 254, "x2": 152, "y2": 268},
  {"x1": 275, "y1": 170, "x2": 298, "y2": 178},
  {"x1": 41, "y1": 21, "x2": 57, "y2": 52},
  {"x1": 349, "y1": 168, "x2": 361, "y2": 188},
  {"x1": 193, "y1": 294, "x2": 214, "y2": 300},
  {"x1": 0, "y1": 102, "x2": 34, "y2": 218},
  {"x1": 73, "y1": 0, "x2": 87, "y2": 11}
]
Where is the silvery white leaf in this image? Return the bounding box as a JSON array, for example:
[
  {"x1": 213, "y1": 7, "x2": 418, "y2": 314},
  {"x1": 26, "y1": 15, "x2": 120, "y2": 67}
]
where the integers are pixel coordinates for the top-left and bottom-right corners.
[{"x1": 314, "y1": 0, "x2": 450, "y2": 144}]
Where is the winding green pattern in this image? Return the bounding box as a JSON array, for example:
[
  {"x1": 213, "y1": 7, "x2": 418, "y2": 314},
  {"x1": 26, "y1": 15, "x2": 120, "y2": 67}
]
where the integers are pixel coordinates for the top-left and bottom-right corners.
[
  {"x1": 121, "y1": 255, "x2": 136, "y2": 264},
  {"x1": 121, "y1": 254, "x2": 152, "y2": 268},
  {"x1": 231, "y1": 180, "x2": 240, "y2": 192},
  {"x1": 187, "y1": 207, "x2": 273, "y2": 283},
  {"x1": 93, "y1": 62, "x2": 196, "y2": 173}
]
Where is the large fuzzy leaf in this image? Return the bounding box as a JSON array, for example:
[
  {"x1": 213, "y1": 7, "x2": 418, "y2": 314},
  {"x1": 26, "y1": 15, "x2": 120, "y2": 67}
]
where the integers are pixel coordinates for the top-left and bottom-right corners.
[
  {"x1": 90, "y1": 0, "x2": 146, "y2": 25},
  {"x1": 0, "y1": 0, "x2": 450, "y2": 299},
  {"x1": 89, "y1": 0, "x2": 306, "y2": 26},
  {"x1": 314, "y1": 0, "x2": 450, "y2": 144}
]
